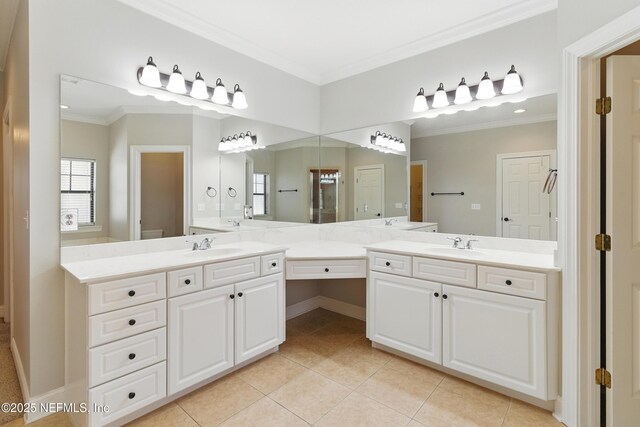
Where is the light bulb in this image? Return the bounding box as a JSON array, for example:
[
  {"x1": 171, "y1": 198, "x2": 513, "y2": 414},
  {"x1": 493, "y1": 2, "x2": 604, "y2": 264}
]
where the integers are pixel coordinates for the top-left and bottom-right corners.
[
  {"x1": 232, "y1": 84, "x2": 248, "y2": 109},
  {"x1": 502, "y1": 65, "x2": 523, "y2": 95},
  {"x1": 166, "y1": 64, "x2": 187, "y2": 94},
  {"x1": 245, "y1": 132, "x2": 255, "y2": 147},
  {"x1": 476, "y1": 72, "x2": 496, "y2": 100},
  {"x1": 454, "y1": 78, "x2": 472, "y2": 105},
  {"x1": 397, "y1": 140, "x2": 407, "y2": 152},
  {"x1": 374, "y1": 131, "x2": 383, "y2": 146},
  {"x1": 432, "y1": 83, "x2": 449, "y2": 108},
  {"x1": 218, "y1": 138, "x2": 228, "y2": 151},
  {"x1": 139, "y1": 56, "x2": 162, "y2": 88},
  {"x1": 212, "y1": 78, "x2": 230, "y2": 104},
  {"x1": 413, "y1": 87, "x2": 428, "y2": 112},
  {"x1": 190, "y1": 72, "x2": 209, "y2": 100}
]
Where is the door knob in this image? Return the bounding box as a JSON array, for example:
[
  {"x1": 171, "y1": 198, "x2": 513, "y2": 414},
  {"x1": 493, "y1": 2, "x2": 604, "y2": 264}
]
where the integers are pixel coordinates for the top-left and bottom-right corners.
[{"x1": 503, "y1": 217, "x2": 510, "y2": 222}]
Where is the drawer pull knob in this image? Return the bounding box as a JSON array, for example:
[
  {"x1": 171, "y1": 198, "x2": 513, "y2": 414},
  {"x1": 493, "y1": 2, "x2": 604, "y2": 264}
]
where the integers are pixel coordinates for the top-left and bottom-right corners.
[
  {"x1": 128, "y1": 392, "x2": 136, "y2": 400},
  {"x1": 434, "y1": 292, "x2": 439, "y2": 298},
  {"x1": 505, "y1": 280, "x2": 512, "y2": 286},
  {"x1": 238, "y1": 292, "x2": 243, "y2": 297},
  {"x1": 325, "y1": 268, "x2": 329, "y2": 272},
  {"x1": 128, "y1": 290, "x2": 136, "y2": 297},
  {"x1": 185, "y1": 279, "x2": 191, "y2": 285},
  {"x1": 128, "y1": 319, "x2": 136, "y2": 326},
  {"x1": 128, "y1": 353, "x2": 136, "y2": 360},
  {"x1": 442, "y1": 294, "x2": 448, "y2": 299},
  {"x1": 271, "y1": 262, "x2": 277, "y2": 267},
  {"x1": 230, "y1": 294, "x2": 235, "y2": 299},
  {"x1": 385, "y1": 261, "x2": 391, "y2": 267}
]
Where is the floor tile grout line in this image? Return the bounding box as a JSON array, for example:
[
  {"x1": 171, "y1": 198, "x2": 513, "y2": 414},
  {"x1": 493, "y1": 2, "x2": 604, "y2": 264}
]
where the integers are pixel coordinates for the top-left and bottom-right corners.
[
  {"x1": 174, "y1": 401, "x2": 203, "y2": 427},
  {"x1": 264, "y1": 395, "x2": 311, "y2": 426},
  {"x1": 500, "y1": 398, "x2": 513, "y2": 427}
]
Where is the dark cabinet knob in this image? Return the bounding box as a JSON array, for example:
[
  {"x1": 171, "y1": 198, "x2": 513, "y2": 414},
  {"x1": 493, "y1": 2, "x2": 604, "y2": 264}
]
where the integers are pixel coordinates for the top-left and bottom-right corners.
[
  {"x1": 128, "y1": 290, "x2": 136, "y2": 297},
  {"x1": 324, "y1": 268, "x2": 329, "y2": 272},
  {"x1": 238, "y1": 292, "x2": 243, "y2": 297},
  {"x1": 128, "y1": 392, "x2": 136, "y2": 399},
  {"x1": 271, "y1": 262, "x2": 277, "y2": 267},
  {"x1": 229, "y1": 294, "x2": 235, "y2": 299},
  {"x1": 385, "y1": 261, "x2": 391, "y2": 267},
  {"x1": 185, "y1": 279, "x2": 191, "y2": 285},
  {"x1": 434, "y1": 292, "x2": 439, "y2": 298},
  {"x1": 128, "y1": 319, "x2": 136, "y2": 326},
  {"x1": 505, "y1": 280, "x2": 512, "y2": 286},
  {"x1": 503, "y1": 217, "x2": 510, "y2": 222},
  {"x1": 442, "y1": 294, "x2": 448, "y2": 299},
  {"x1": 129, "y1": 353, "x2": 136, "y2": 360},
  {"x1": 376, "y1": 213, "x2": 381, "y2": 216}
]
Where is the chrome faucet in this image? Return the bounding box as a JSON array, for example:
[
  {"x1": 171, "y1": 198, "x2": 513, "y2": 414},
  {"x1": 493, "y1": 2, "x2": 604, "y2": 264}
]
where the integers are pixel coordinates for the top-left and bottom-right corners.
[
  {"x1": 384, "y1": 219, "x2": 395, "y2": 226},
  {"x1": 191, "y1": 237, "x2": 214, "y2": 251},
  {"x1": 466, "y1": 238, "x2": 479, "y2": 249},
  {"x1": 447, "y1": 237, "x2": 464, "y2": 249},
  {"x1": 228, "y1": 219, "x2": 241, "y2": 227}
]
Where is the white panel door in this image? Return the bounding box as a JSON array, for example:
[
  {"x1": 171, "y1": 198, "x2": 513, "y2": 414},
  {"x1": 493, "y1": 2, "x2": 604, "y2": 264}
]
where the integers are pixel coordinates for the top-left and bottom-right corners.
[
  {"x1": 442, "y1": 285, "x2": 548, "y2": 399},
  {"x1": 368, "y1": 271, "x2": 442, "y2": 363},
  {"x1": 501, "y1": 156, "x2": 550, "y2": 240},
  {"x1": 234, "y1": 274, "x2": 284, "y2": 363},
  {"x1": 355, "y1": 166, "x2": 383, "y2": 220},
  {"x1": 168, "y1": 285, "x2": 234, "y2": 394},
  {"x1": 606, "y1": 55, "x2": 640, "y2": 425}
]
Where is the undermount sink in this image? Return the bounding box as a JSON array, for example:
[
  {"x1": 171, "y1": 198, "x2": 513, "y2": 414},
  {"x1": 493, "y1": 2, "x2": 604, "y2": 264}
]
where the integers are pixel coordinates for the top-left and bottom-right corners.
[
  {"x1": 185, "y1": 247, "x2": 245, "y2": 257},
  {"x1": 424, "y1": 247, "x2": 484, "y2": 257}
]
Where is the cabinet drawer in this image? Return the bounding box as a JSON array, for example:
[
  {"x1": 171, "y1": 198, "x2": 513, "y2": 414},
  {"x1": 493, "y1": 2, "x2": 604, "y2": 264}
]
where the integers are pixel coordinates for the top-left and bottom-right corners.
[
  {"x1": 286, "y1": 259, "x2": 366, "y2": 280},
  {"x1": 167, "y1": 266, "x2": 203, "y2": 297},
  {"x1": 204, "y1": 256, "x2": 260, "y2": 288},
  {"x1": 369, "y1": 252, "x2": 412, "y2": 277},
  {"x1": 89, "y1": 273, "x2": 166, "y2": 315},
  {"x1": 413, "y1": 256, "x2": 476, "y2": 288},
  {"x1": 89, "y1": 362, "x2": 166, "y2": 427},
  {"x1": 89, "y1": 300, "x2": 166, "y2": 347},
  {"x1": 89, "y1": 328, "x2": 166, "y2": 387},
  {"x1": 477, "y1": 266, "x2": 547, "y2": 300},
  {"x1": 261, "y1": 253, "x2": 284, "y2": 276}
]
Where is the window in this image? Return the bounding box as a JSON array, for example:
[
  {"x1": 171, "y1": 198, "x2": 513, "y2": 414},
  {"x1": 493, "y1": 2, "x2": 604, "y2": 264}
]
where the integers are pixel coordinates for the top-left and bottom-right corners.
[
  {"x1": 61, "y1": 158, "x2": 96, "y2": 226},
  {"x1": 253, "y1": 173, "x2": 269, "y2": 216}
]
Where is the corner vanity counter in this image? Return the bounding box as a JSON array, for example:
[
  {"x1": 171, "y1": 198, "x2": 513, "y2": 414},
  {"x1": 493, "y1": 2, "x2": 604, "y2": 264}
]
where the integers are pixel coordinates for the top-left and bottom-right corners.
[
  {"x1": 285, "y1": 240, "x2": 367, "y2": 280},
  {"x1": 62, "y1": 241, "x2": 287, "y2": 427},
  {"x1": 364, "y1": 240, "x2": 560, "y2": 403}
]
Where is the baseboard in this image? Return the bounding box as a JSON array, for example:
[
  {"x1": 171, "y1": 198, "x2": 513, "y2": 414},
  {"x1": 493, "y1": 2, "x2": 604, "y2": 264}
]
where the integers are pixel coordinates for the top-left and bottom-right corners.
[
  {"x1": 286, "y1": 296, "x2": 365, "y2": 321},
  {"x1": 24, "y1": 387, "x2": 66, "y2": 424}
]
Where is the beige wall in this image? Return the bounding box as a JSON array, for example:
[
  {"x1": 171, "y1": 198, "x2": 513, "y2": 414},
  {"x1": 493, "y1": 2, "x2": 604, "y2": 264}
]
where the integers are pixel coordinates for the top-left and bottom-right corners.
[
  {"x1": 411, "y1": 121, "x2": 557, "y2": 237},
  {"x1": 60, "y1": 120, "x2": 110, "y2": 241},
  {"x1": 108, "y1": 116, "x2": 128, "y2": 241},
  {"x1": 140, "y1": 153, "x2": 183, "y2": 238},
  {"x1": 192, "y1": 115, "x2": 221, "y2": 219},
  {"x1": 274, "y1": 146, "x2": 319, "y2": 223},
  {"x1": 0, "y1": 70, "x2": 4, "y2": 309}
]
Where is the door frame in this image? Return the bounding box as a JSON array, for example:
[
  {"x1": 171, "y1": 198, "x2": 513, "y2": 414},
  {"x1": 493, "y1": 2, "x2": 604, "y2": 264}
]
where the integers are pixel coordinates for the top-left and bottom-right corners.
[
  {"x1": 353, "y1": 164, "x2": 385, "y2": 220},
  {"x1": 410, "y1": 160, "x2": 427, "y2": 222},
  {"x1": 560, "y1": 5, "x2": 640, "y2": 426},
  {"x1": 2, "y1": 98, "x2": 13, "y2": 332},
  {"x1": 495, "y1": 150, "x2": 557, "y2": 238},
  {"x1": 130, "y1": 145, "x2": 192, "y2": 240}
]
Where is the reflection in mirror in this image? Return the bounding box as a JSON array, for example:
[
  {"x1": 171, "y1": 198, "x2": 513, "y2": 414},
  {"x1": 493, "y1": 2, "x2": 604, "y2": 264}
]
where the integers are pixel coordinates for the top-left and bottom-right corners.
[
  {"x1": 60, "y1": 76, "x2": 316, "y2": 246},
  {"x1": 410, "y1": 93, "x2": 557, "y2": 240},
  {"x1": 319, "y1": 123, "x2": 410, "y2": 224}
]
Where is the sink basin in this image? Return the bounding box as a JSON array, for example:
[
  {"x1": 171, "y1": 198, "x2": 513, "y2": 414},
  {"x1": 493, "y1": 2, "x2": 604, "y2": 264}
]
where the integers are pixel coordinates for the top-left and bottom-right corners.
[
  {"x1": 185, "y1": 247, "x2": 245, "y2": 257},
  {"x1": 424, "y1": 247, "x2": 484, "y2": 257}
]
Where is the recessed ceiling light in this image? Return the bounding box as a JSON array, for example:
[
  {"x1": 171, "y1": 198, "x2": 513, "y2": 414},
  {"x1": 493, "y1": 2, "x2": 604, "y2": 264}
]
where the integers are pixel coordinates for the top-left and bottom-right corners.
[
  {"x1": 514, "y1": 109, "x2": 526, "y2": 114},
  {"x1": 60, "y1": 104, "x2": 69, "y2": 109}
]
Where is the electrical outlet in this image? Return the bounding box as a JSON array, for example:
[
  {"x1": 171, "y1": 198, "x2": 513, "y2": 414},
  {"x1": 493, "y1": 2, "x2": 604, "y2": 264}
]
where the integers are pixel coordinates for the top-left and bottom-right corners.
[
  {"x1": 471, "y1": 203, "x2": 481, "y2": 210},
  {"x1": 197, "y1": 203, "x2": 206, "y2": 212}
]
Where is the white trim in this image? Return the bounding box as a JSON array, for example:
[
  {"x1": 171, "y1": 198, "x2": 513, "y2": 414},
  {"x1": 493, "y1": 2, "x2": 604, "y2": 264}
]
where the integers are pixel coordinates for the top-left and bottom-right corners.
[
  {"x1": 286, "y1": 296, "x2": 366, "y2": 321},
  {"x1": 410, "y1": 160, "x2": 427, "y2": 222},
  {"x1": 129, "y1": 145, "x2": 192, "y2": 241},
  {"x1": 560, "y1": 5, "x2": 640, "y2": 426},
  {"x1": 61, "y1": 105, "x2": 226, "y2": 127},
  {"x1": 412, "y1": 113, "x2": 557, "y2": 139},
  {"x1": 495, "y1": 150, "x2": 557, "y2": 239},
  {"x1": 11, "y1": 337, "x2": 29, "y2": 408},
  {"x1": 114, "y1": 0, "x2": 557, "y2": 85},
  {"x1": 3, "y1": 97, "x2": 13, "y2": 333},
  {"x1": 60, "y1": 225, "x2": 103, "y2": 234},
  {"x1": 23, "y1": 387, "x2": 66, "y2": 424},
  {"x1": 353, "y1": 164, "x2": 385, "y2": 220}
]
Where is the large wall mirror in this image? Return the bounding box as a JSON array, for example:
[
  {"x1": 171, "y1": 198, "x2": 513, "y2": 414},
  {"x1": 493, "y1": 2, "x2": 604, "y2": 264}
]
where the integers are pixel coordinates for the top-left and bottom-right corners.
[
  {"x1": 409, "y1": 93, "x2": 557, "y2": 240},
  {"x1": 59, "y1": 76, "x2": 317, "y2": 246}
]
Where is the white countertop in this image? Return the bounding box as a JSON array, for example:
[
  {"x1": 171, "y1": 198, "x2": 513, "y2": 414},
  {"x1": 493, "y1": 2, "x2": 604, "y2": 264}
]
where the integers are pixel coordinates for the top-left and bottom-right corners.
[
  {"x1": 365, "y1": 240, "x2": 559, "y2": 272},
  {"x1": 61, "y1": 241, "x2": 288, "y2": 284},
  {"x1": 285, "y1": 240, "x2": 367, "y2": 260}
]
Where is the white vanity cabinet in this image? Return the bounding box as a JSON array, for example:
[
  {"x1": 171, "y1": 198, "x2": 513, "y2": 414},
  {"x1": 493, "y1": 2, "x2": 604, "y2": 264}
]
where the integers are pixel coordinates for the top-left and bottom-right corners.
[{"x1": 367, "y1": 250, "x2": 559, "y2": 402}]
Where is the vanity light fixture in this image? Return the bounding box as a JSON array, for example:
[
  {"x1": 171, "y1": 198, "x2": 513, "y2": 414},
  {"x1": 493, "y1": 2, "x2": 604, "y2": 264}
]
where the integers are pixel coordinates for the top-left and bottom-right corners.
[
  {"x1": 136, "y1": 57, "x2": 248, "y2": 109},
  {"x1": 60, "y1": 104, "x2": 69, "y2": 109},
  {"x1": 218, "y1": 131, "x2": 259, "y2": 153},
  {"x1": 412, "y1": 65, "x2": 523, "y2": 114},
  {"x1": 371, "y1": 131, "x2": 406, "y2": 154}
]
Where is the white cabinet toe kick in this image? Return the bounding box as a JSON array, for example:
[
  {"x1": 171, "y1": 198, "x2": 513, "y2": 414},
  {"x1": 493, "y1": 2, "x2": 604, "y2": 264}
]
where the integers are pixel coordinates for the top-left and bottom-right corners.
[{"x1": 366, "y1": 249, "x2": 560, "y2": 402}]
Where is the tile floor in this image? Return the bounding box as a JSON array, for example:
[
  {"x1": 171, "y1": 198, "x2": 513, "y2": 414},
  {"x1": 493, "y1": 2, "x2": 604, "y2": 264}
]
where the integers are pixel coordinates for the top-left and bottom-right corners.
[{"x1": 0, "y1": 309, "x2": 565, "y2": 427}]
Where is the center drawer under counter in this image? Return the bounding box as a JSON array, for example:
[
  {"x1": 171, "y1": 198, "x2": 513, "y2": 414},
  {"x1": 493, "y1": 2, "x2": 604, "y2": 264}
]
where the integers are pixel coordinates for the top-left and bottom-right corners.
[{"x1": 286, "y1": 259, "x2": 366, "y2": 280}]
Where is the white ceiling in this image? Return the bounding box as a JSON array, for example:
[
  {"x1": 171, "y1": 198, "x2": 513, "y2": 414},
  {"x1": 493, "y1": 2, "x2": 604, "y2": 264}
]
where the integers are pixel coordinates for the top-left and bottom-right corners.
[
  {"x1": 116, "y1": 0, "x2": 557, "y2": 85},
  {"x1": 0, "y1": 0, "x2": 19, "y2": 72},
  {"x1": 410, "y1": 93, "x2": 557, "y2": 138}
]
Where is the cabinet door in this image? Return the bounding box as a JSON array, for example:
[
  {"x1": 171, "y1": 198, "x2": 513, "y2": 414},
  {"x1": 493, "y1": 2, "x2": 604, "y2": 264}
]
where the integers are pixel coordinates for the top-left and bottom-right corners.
[
  {"x1": 235, "y1": 274, "x2": 284, "y2": 364},
  {"x1": 168, "y1": 285, "x2": 234, "y2": 394},
  {"x1": 368, "y1": 272, "x2": 442, "y2": 363},
  {"x1": 442, "y1": 285, "x2": 547, "y2": 399}
]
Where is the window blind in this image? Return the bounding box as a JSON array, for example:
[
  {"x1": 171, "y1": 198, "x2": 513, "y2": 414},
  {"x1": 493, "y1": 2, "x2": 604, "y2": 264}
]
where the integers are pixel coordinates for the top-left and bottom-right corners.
[{"x1": 61, "y1": 158, "x2": 96, "y2": 225}]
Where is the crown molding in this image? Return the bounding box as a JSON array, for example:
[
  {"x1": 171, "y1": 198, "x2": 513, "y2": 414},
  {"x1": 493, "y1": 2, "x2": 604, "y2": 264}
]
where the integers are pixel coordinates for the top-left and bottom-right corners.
[
  {"x1": 116, "y1": 0, "x2": 557, "y2": 85},
  {"x1": 62, "y1": 105, "x2": 225, "y2": 126},
  {"x1": 412, "y1": 112, "x2": 557, "y2": 139},
  {"x1": 61, "y1": 112, "x2": 108, "y2": 126}
]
